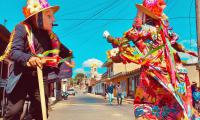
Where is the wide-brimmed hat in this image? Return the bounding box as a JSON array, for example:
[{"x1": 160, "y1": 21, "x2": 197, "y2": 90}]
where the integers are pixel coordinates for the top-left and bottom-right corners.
[
  {"x1": 136, "y1": 0, "x2": 167, "y2": 20},
  {"x1": 23, "y1": 0, "x2": 59, "y2": 21}
]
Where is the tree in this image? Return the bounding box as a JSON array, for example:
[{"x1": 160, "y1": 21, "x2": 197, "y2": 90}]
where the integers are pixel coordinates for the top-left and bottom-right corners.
[
  {"x1": 68, "y1": 78, "x2": 74, "y2": 86},
  {"x1": 74, "y1": 73, "x2": 85, "y2": 85}
]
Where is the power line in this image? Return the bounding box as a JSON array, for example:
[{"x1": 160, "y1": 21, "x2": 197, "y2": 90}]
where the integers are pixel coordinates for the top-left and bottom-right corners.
[
  {"x1": 56, "y1": 0, "x2": 197, "y2": 52},
  {"x1": 58, "y1": 18, "x2": 133, "y2": 21},
  {"x1": 56, "y1": 0, "x2": 120, "y2": 33},
  {"x1": 56, "y1": 0, "x2": 120, "y2": 36},
  {"x1": 59, "y1": 0, "x2": 129, "y2": 54},
  {"x1": 170, "y1": 17, "x2": 196, "y2": 19},
  {"x1": 59, "y1": 0, "x2": 120, "y2": 38},
  {"x1": 77, "y1": 0, "x2": 130, "y2": 48},
  {"x1": 57, "y1": 17, "x2": 196, "y2": 21},
  {"x1": 57, "y1": 1, "x2": 110, "y2": 18},
  {"x1": 66, "y1": 1, "x2": 126, "y2": 37}
]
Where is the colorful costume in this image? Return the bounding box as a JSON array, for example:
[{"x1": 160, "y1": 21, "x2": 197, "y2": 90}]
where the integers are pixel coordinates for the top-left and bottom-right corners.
[{"x1": 104, "y1": 0, "x2": 199, "y2": 119}]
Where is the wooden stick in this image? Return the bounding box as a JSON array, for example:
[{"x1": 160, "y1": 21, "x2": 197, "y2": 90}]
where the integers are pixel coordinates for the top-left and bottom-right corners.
[{"x1": 37, "y1": 67, "x2": 47, "y2": 120}]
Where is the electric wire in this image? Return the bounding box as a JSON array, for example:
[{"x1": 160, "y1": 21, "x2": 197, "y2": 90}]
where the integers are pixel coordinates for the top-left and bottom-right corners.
[{"x1": 59, "y1": 0, "x2": 121, "y2": 38}]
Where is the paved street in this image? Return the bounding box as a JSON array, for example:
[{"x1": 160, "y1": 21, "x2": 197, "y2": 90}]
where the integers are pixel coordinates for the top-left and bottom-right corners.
[{"x1": 48, "y1": 93, "x2": 134, "y2": 120}]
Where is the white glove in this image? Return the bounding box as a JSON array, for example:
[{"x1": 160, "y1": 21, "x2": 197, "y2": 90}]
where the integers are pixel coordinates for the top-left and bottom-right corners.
[{"x1": 103, "y1": 30, "x2": 110, "y2": 38}]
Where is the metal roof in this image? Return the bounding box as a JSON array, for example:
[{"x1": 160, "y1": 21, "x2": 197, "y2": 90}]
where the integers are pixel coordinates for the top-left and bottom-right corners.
[{"x1": 0, "y1": 24, "x2": 10, "y2": 55}]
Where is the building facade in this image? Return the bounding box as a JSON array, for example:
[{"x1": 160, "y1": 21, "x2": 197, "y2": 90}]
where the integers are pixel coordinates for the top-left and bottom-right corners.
[
  {"x1": 184, "y1": 63, "x2": 200, "y2": 86},
  {"x1": 101, "y1": 61, "x2": 141, "y2": 99}
]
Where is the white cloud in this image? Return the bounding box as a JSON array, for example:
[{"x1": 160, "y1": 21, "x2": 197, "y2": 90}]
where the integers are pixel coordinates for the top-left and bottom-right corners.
[
  {"x1": 82, "y1": 58, "x2": 103, "y2": 68},
  {"x1": 187, "y1": 57, "x2": 198, "y2": 64},
  {"x1": 178, "y1": 39, "x2": 197, "y2": 51},
  {"x1": 178, "y1": 52, "x2": 197, "y2": 59},
  {"x1": 178, "y1": 52, "x2": 198, "y2": 64},
  {"x1": 178, "y1": 52, "x2": 192, "y2": 59},
  {"x1": 74, "y1": 68, "x2": 86, "y2": 74}
]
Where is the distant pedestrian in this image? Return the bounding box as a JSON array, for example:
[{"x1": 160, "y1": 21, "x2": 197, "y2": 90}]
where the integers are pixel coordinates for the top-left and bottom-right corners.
[
  {"x1": 62, "y1": 79, "x2": 69, "y2": 100},
  {"x1": 106, "y1": 82, "x2": 115, "y2": 105},
  {"x1": 116, "y1": 82, "x2": 123, "y2": 105},
  {"x1": 192, "y1": 86, "x2": 200, "y2": 112},
  {"x1": 62, "y1": 79, "x2": 67, "y2": 93},
  {"x1": 191, "y1": 82, "x2": 198, "y2": 106}
]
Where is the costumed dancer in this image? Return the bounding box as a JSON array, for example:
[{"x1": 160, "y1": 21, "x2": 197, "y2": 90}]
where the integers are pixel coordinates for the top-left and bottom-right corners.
[
  {"x1": 4, "y1": 0, "x2": 74, "y2": 120},
  {"x1": 103, "y1": 0, "x2": 199, "y2": 119}
]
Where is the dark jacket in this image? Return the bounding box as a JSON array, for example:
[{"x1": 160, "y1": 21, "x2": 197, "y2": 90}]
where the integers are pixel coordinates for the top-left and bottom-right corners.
[
  {"x1": 107, "y1": 85, "x2": 115, "y2": 94},
  {"x1": 6, "y1": 23, "x2": 72, "y2": 93}
]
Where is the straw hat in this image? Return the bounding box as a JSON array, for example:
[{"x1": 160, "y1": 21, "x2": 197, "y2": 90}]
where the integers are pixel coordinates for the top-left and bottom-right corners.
[
  {"x1": 23, "y1": 0, "x2": 59, "y2": 21},
  {"x1": 136, "y1": 0, "x2": 167, "y2": 20}
]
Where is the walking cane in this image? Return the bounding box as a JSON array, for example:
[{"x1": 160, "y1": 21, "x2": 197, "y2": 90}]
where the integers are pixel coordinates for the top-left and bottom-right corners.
[
  {"x1": 35, "y1": 56, "x2": 59, "y2": 120},
  {"x1": 37, "y1": 66, "x2": 47, "y2": 120}
]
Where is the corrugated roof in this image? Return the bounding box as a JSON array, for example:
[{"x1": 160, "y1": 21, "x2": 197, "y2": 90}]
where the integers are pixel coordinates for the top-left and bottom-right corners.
[
  {"x1": 102, "y1": 60, "x2": 113, "y2": 67},
  {"x1": 98, "y1": 68, "x2": 141, "y2": 83},
  {"x1": 110, "y1": 68, "x2": 141, "y2": 79},
  {"x1": 0, "y1": 24, "x2": 10, "y2": 43},
  {"x1": 0, "y1": 24, "x2": 10, "y2": 55}
]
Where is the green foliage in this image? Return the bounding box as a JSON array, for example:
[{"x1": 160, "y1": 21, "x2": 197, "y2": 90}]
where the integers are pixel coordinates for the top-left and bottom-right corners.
[{"x1": 74, "y1": 73, "x2": 85, "y2": 85}]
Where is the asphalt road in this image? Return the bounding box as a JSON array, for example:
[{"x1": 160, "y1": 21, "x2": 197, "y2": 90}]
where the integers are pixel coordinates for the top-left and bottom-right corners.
[{"x1": 48, "y1": 93, "x2": 135, "y2": 120}]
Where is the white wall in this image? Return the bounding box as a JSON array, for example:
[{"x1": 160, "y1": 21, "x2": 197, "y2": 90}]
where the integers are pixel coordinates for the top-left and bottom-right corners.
[
  {"x1": 94, "y1": 82, "x2": 104, "y2": 94},
  {"x1": 185, "y1": 65, "x2": 200, "y2": 86}
]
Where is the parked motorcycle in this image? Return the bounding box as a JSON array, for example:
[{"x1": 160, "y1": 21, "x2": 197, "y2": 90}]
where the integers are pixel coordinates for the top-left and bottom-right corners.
[{"x1": 62, "y1": 91, "x2": 69, "y2": 100}]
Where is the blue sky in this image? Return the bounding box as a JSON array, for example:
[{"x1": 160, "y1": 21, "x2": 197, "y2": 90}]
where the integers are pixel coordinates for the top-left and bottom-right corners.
[{"x1": 0, "y1": 0, "x2": 197, "y2": 75}]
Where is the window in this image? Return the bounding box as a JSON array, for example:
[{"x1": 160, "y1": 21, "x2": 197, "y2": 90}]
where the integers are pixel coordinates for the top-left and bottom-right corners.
[
  {"x1": 121, "y1": 80, "x2": 127, "y2": 97},
  {"x1": 135, "y1": 75, "x2": 140, "y2": 87},
  {"x1": 128, "y1": 77, "x2": 135, "y2": 91},
  {"x1": 107, "y1": 65, "x2": 114, "y2": 77},
  {"x1": 107, "y1": 67, "x2": 110, "y2": 77},
  {"x1": 132, "y1": 79, "x2": 135, "y2": 91},
  {"x1": 110, "y1": 65, "x2": 113, "y2": 73}
]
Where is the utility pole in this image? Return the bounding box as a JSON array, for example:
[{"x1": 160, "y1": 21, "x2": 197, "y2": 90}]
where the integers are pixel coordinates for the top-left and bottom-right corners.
[{"x1": 196, "y1": 0, "x2": 200, "y2": 86}]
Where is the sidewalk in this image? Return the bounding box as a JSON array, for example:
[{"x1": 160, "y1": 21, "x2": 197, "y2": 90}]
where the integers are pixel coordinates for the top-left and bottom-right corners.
[
  {"x1": 48, "y1": 97, "x2": 62, "y2": 112},
  {"x1": 87, "y1": 93, "x2": 133, "y2": 104}
]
